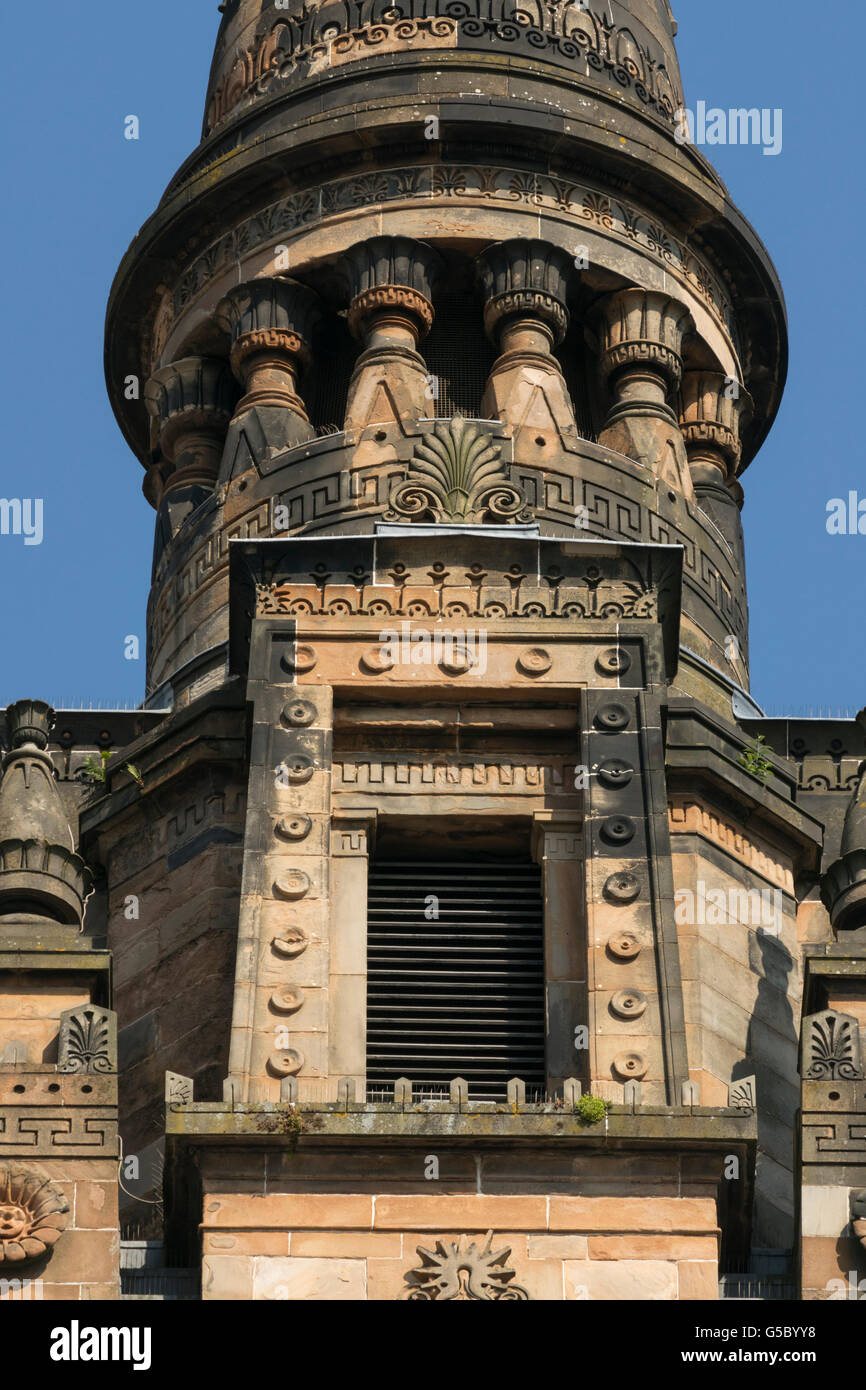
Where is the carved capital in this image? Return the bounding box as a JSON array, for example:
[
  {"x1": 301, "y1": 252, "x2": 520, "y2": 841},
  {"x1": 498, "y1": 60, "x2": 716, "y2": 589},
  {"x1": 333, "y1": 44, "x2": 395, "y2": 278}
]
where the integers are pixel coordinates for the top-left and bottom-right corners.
[
  {"x1": 679, "y1": 370, "x2": 753, "y2": 477},
  {"x1": 330, "y1": 808, "x2": 377, "y2": 858},
  {"x1": 230, "y1": 327, "x2": 310, "y2": 376},
  {"x1": 144, "y1": 356, "x2": 236, "y2": 469},
  {"x1": 476, "y1": 240, "x2": 573, "y2": 345},
  {"x1": 347, "y1": 285, "x2": 434, "y2": 340},
  {"x1": 4, "y1": 700, "x2": 53, "y2": 750},
  {"x1": 0, "y1": 701, "x2": 93, "y2": 927},
  {"x1": 595, "y1": 288, "x2": 694, "y2": 394},
  {"x1": 339, "y1": 236, "x2": 441, "y2": 340},
  {"x1": 217, "y1": 278, "x2": 319, "y2": 371}
]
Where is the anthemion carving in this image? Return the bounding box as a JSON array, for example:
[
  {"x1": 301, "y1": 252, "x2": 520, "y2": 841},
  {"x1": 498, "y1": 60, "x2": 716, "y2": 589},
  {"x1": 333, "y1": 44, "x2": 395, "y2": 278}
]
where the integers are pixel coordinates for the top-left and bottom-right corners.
[
  {"x1": 0, "y1": 1169, "x2": 70, "y2": 1265},
  {"x1": 384, "y1": 417, "x2": 533, "y2": 524},
  {"x1": 801, "y1": 1011, "x2": 863, "y2": 1081},
  {"x1": 403, "y1": 1232, "x2": 530, "y2": 1300},
  {"x1": 58, "y1": 1004, "x2": 117, "y2": 1075}
]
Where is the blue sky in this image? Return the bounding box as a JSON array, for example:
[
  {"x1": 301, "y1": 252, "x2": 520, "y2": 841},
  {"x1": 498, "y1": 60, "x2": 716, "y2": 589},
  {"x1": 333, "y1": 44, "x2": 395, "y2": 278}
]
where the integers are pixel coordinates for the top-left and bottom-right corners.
[{"x1": 0, "y1": 0, "x2": 861, "y2": 715}]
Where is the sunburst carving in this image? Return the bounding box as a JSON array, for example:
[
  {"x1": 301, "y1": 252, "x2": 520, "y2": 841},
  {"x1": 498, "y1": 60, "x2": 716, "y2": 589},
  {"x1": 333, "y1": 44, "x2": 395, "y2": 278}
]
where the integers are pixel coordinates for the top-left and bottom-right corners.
[{"x1": 402, "y1": 1230, "x2": 530, "y2": 1300}]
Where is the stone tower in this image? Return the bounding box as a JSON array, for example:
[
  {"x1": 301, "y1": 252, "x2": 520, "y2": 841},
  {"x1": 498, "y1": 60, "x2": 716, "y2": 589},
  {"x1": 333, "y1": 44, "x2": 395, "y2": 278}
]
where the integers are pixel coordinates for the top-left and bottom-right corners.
[{"x1": 4, "y1": 0, "x2": 864, "y2": 1302}]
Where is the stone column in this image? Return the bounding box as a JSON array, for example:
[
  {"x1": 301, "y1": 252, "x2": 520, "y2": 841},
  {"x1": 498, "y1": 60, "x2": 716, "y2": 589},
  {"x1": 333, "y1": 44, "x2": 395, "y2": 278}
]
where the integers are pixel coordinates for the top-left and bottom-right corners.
[
  {"x1": 144, "y1": 355, "x2": 236, "y2": 504},
  {"x1": 216, "y1": 277, "x2": 320, "y2": 454},
  {"x1": 679, "y1": 369, "x2": 752, "y2": 555},
  {"x1": 338, "y1": 236, "x2": 441, "y2": 432},
  {"x1": 476, "y1": 239, "x2": 578, "y2": 446},
  {"x1": 532, "y1": 812, "x2": 586, "y2": 1095},
  {"x1": 328, "y1": 809, "x2": 377, "y2": 1098},
  {"x1": 594, "y1": 288, "x2": 695, "y2": 495}
]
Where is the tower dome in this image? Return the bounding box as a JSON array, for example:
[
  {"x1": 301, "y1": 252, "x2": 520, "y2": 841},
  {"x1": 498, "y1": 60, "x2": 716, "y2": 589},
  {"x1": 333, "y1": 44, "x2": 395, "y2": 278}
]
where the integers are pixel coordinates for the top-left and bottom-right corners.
[{"x1": 106, "y1": 0, "x2": 785, "y2": 712}]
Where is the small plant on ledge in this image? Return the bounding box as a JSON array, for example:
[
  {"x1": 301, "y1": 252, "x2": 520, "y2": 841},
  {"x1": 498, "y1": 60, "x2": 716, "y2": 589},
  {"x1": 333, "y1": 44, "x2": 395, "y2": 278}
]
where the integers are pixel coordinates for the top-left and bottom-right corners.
[
  {"x1": 575, "y1": 1094, "x2": 612, "y2": 1126},
  {"x1": 738, "y1": 735, "x2": 774, "y2": 783},
  {"x1": 255, "y1": 1105, "x2": 306, "y2": 1149},
  {"x1": 81, "y1": 751, "x2": 144, "y2": 789}
]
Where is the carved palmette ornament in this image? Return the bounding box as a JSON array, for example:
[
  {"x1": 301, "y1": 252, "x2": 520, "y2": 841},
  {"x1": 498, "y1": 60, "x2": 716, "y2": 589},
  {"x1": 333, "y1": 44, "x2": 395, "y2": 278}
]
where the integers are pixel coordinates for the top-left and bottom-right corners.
[
  {"x1": 0, "y1": 1168, "x2": 70, "y2": 1264},
  {"x1": 384, "y1": 418, "x2": 533, "y2": 525},
  {"x1": 801, "y1": 1009, "x2": 863, "y2": 1081},
  {"x1": 58, "y1": 1003, "x2": 117, "y2": 1074},
  {"x1": 402, "y1": 1230, "x2": 529, "y2": 1300}
]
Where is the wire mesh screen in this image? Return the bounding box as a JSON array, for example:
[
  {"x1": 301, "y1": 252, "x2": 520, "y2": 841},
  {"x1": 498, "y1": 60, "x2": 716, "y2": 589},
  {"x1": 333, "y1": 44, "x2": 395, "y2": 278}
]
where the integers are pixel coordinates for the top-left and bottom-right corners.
[
  {"x1": 304, "y1": 316, "x2": 357, "y2": 432},
  {"x1": 366, "y1": 857, "x2": 546, "y2": 1101},
  {"x1": 421, "y1": 293, "x2": 497, "y2": 419},
  {"x1": 556, "y1": 329, "x2": 596, "y2": 441}
]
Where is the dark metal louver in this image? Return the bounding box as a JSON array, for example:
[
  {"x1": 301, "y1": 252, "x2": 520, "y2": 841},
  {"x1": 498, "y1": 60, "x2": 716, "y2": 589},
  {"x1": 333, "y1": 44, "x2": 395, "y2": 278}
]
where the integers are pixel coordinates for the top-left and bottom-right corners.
[{"x1": 366, "y1": 859, "x2": 546, "y2": 1102}]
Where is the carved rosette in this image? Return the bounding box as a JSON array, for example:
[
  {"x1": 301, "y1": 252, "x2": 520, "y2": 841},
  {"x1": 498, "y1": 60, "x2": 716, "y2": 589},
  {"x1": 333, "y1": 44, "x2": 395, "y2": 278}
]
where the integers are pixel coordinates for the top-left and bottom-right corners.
[
  {"x1": 144, "y1": 356, "x2": 237, "y2": 491},
  {"x1": 679, "y1": 370, "x2": 753, "y2": 479},
  {"x1": 596, "y1": 288, "x2": 693, "y2": 397},
  {"x1": 476, "y1": 239, "x2": 572, "y2": 345},
  {"x1": 403, "y1": 1231, "x2": 529, "y2": 1300},
  {"x1": 0, "y1": 1168, "x2": 70, "y2": 1265},
  {"x1": 384, "y1": 417, "x2": 533, "y2": 525},
  {"x1": 216, "y1": 277, "x2": 321, "y2": 415},
  {"x1": 339, "y1": 236, "x2": 441, "y2": 341}
]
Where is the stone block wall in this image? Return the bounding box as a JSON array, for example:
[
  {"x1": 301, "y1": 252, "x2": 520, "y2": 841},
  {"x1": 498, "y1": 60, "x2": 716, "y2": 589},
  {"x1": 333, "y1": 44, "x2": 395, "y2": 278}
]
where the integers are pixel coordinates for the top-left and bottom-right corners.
[{"x1": 194, "y1": 1143, "x2": 726, "y2": 1301}]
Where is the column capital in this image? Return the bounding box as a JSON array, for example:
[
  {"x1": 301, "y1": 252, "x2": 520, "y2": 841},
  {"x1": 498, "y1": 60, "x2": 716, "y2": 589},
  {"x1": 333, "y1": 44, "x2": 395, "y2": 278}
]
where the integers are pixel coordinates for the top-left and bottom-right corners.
[
  {"x1": 330, "y1": 807, "x2": 378, "y2": 858},
  {"x1": 679, "y1": 369, "x2": 753, "y2": 480},
  {"x1": 338, "y1": 236, "x2": 442, "y2": 341},
  {"x1": 144, "y1": 355, "x2": 236, "y2": 488},
  {"x1": 476, "y1": 238, "x2": 573, "y2": 346},
  {"x1": 595, "y1": 287, "x2": 693, "y2": 395},
  {"x1": 216, "y1": 277, "x2": 321, "y2": 377},
  {"x1": 531, "y1": 811, "x2": 584, "y2": 863}
]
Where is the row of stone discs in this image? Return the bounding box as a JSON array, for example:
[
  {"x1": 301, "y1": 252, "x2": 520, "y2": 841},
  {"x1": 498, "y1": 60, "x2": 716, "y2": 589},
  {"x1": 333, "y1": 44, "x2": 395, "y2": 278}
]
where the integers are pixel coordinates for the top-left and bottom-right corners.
[
  {"x1": 264, "y1": 692, "x2": 330, "y2": 1092},
  {"x1": 592, "y1": 698, "x2": 652, "y2": 1088}
]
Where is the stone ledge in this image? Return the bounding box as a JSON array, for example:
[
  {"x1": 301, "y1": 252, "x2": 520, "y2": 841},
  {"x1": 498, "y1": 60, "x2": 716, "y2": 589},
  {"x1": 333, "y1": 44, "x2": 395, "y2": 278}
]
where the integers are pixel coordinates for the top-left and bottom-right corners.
[{"x1": 165, "y1": 1102, "x2": 757, "y2": 1146}]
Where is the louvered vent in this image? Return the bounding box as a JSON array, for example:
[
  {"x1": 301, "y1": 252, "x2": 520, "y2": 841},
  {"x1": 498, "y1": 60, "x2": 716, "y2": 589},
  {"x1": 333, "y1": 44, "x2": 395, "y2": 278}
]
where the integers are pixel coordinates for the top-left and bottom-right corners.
[{"x1": 366, "y1": 858, "x2": 545, "y2": 1102}]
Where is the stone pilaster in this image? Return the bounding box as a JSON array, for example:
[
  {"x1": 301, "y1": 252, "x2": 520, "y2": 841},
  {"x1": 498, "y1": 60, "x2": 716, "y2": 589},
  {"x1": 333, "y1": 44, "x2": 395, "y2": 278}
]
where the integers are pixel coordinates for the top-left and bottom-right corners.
[
  {"x1": 216, "y1": 277, "x2": 320, "y2": 454},
  {"x1": 144, "y1": 355, "x2": 236, "y2": 502},
  {"x1": 595, "y1": 288, "x2": 695, "y2": 496},
  {"x1": 477, "y1": 239, "x2": 578, "y2": 446},
  {"x1": 338, "y1": 236, "x2": 441, "y2": 432},
  {"x1": 531, "y1": 812, "x2": 586, "y2": 1092},
  {"x1": 328, "y1": 809, "x2": 377, "y2": 1097}
]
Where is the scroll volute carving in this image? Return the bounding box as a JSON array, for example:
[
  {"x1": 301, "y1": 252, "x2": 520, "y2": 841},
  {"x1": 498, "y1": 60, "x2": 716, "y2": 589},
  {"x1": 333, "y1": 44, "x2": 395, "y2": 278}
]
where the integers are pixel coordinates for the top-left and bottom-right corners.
[
  {"x1": 338, "y1": 236, "x2": 442, "y2": 432},
  {"x1": 476, "y1": 239, "x2": 578, "y2": 445},
  {"x1": 144, "y1": 355, "x2": 237, "y2": 498},
  {"x1": 594, "y1": 287, "x2": 695, "y2": 497}
]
